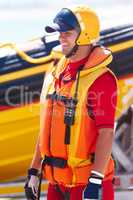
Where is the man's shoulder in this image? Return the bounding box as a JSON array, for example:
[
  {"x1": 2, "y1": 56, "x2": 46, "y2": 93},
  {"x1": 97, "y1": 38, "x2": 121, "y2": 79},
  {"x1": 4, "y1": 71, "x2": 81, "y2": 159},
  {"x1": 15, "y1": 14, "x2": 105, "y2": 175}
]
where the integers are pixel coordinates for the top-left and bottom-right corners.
[
  {"x1": 90, "y1": 70, "x2": 117, "y2": 91},
  {"x1": 98, "y1": 70, "x2": 117, "y2": 82}
]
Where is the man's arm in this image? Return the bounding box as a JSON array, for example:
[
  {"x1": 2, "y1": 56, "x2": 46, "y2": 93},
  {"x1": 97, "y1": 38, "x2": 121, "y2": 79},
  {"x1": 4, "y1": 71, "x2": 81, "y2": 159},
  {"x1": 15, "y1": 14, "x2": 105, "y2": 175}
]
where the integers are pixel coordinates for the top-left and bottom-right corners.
[
  {"x1": 30, "y1": 136, "x2": 42, "y2": 170},
  {"x1": 24, "y1": 136, "x2": 42, "y2": 199},
  {"x1": 87, "y1": 72, "x2": 117, "y2": 173},
  {"x1": 84, "y1": 72, "x2": 117, "y2": 199},
  {"x1": 93, "y1": 128, "x2": 114, "y2": 174},
  {"x1": 83, "y1": 128, "x2": 114, "y2": 199}
]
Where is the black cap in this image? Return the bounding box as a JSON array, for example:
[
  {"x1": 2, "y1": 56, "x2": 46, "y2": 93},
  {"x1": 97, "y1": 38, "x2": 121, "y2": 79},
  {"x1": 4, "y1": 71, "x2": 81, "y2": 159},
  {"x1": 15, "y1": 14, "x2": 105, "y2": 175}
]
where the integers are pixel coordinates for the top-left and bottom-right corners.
[
  {"x1": 45, "y1": 8, "x2": 80, "y2": 33},
  {"x1": 45, "y1": 22, "x2": 73, "y2": 33}
]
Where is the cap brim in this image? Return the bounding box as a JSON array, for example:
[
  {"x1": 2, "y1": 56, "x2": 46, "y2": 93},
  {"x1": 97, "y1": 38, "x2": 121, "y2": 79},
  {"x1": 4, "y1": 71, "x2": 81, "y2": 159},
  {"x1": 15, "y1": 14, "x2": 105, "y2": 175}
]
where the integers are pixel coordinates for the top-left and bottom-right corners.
[
  {"x1": 45, "y1": 23, "x2": 60, "y2": 33},
  {"x1": 45, "y1": 23, "x2": 73, "y2": 33}
]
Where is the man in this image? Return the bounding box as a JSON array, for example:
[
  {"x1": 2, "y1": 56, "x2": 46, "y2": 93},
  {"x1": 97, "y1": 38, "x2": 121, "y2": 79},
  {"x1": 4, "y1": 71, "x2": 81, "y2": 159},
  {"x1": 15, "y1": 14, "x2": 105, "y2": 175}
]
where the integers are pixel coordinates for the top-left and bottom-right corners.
[{"x1": 25, "y1": 5, "x2": 117, "y2": 200}]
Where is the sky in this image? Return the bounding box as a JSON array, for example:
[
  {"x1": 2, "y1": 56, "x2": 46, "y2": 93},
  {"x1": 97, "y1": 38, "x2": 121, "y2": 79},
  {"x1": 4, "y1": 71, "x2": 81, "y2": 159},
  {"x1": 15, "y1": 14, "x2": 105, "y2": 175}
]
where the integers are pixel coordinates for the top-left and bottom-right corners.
[{"x1": 0, "y1": 0, "x2": 133, "y2": 43}]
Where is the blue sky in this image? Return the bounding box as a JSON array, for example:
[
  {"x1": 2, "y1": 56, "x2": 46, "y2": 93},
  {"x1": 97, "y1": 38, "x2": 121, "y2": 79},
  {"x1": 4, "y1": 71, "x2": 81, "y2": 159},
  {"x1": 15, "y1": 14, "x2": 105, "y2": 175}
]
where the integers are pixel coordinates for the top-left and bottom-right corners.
[{"x1": 0, "y1": 0, "x2": 132, "y2": 43}]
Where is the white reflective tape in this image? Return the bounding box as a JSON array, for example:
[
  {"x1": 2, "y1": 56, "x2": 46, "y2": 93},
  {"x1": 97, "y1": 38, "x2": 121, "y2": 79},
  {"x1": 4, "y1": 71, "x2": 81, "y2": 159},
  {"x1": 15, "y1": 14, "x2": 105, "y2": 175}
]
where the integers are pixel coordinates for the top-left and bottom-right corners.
[
  {"x1": 84, "y1": 199, "x2": 98, "y2": 200},
  {"x1": 91, "y1": 170, "x2": 104, "y2": 178},
  {"x1": 89, "y1": 177, "x2": 102, "y2": 185}
]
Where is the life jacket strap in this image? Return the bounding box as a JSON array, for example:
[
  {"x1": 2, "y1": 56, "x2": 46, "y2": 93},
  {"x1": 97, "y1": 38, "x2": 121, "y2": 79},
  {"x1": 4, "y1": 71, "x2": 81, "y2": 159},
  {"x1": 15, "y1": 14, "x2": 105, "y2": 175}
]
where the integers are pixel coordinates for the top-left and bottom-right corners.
[
  {"x1": 64, "y1": 124, "x2": 71, "y2": 144},
  {"x1": 46, "y1": 93, "x2": 77, "y2": 105},
  {"x1": 42, "y1": 153, "x2": 95, "y2": 169},
  {"x1": 42, "y1": 155, "x2": 67, "y2": 168}
]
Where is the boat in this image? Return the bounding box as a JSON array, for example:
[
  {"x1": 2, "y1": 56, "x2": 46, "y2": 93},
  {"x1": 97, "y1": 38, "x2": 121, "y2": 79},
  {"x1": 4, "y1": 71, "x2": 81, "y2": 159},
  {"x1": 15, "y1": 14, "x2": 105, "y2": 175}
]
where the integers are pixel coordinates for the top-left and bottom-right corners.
[{"x1": 0, "y1": 24, "x2": 133, "y2": 183}]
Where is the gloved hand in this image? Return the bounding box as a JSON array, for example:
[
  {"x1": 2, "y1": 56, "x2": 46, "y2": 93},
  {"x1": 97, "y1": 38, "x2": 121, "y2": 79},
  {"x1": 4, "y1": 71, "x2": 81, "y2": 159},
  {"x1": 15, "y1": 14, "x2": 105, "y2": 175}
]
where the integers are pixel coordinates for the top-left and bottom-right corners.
[
  {"x1": 83, "y1": 170, "x2": 104, "y2": 200},
  {"x1": 24, "y1": 168, "x2": 39, "y2": 200}
]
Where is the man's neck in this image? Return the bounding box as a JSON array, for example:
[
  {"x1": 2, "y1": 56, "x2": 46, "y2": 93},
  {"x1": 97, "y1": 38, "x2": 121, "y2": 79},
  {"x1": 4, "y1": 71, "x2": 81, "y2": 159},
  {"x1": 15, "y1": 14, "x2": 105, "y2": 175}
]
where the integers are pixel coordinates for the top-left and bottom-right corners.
[{"x1": 69, "y1": 45, "x2": 93, "y2": 62}]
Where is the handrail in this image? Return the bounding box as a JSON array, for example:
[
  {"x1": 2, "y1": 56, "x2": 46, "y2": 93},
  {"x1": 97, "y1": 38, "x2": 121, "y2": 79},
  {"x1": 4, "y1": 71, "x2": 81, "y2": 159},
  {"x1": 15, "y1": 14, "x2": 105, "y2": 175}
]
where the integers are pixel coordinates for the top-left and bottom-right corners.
[
  {"x1": 0, "y1": 43, "x2": 54, "y2": 64},
  {"x1": 109, "y1": 40, "x2": 133, "y2": 52}
]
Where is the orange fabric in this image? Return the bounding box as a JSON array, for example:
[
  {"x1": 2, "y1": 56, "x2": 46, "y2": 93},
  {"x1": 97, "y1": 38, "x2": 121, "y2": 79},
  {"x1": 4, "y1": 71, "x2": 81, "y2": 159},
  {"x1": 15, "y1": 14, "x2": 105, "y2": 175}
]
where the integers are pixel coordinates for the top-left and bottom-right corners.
[
  {"x1": 40, "y1": 99, "x2": 53, "y2": 156},
  {"x1": 84, "y1": 47, "x2": 111, "y2": 68},
  {"x1": 50, "y1": 101, "x2": 67, "y2": 158}
]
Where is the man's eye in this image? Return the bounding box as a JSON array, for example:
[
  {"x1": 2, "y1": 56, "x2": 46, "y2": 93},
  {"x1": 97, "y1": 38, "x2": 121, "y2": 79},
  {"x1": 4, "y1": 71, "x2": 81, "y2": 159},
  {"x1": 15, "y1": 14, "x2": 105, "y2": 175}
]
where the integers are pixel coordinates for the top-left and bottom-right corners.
[{"x1": 65, "y1": 32, "x2": 72, "y2": 36}]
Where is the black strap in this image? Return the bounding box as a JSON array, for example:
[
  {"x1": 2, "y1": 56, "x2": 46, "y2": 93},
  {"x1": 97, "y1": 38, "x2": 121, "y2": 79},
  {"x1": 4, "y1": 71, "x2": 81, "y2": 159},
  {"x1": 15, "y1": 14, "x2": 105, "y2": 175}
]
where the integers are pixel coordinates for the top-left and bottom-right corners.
[
  {"x1": 42, "y1": 155, "x2": 67, "y2": 168},
  {"x1": 46, "y1": 93, "x2": 76, "y2": 105},
  {"x1": 42, "y1": 153, "x2": 94, "y2": 168},
  {"x1": 64, "y1": 66, "x2": 83, "y2": 144},
  {"x1": 64, "y1": 125, "x2": 71, "y2": 144}
]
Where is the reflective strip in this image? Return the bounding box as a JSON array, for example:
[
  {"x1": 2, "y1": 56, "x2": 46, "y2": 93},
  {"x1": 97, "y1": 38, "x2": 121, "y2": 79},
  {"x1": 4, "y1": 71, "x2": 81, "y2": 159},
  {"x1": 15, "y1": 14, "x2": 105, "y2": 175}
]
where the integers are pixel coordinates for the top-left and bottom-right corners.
[
  {"x1": 91, "y1": 170, "x2": 104, "y2": 178},
  {"x1": 84, "y1": 199, "x2": 99, "y2": 200},
  {"x1": 89, "y1": 177, "x2": 102, "y2": 185}
]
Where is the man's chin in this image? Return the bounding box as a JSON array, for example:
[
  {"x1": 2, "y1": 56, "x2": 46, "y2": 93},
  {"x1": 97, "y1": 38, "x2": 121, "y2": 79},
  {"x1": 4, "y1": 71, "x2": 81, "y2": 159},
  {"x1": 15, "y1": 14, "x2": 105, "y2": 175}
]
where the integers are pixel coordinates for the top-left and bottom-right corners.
[{"x1": 61, "y1": 48, "x2": 69, "y2": 56}]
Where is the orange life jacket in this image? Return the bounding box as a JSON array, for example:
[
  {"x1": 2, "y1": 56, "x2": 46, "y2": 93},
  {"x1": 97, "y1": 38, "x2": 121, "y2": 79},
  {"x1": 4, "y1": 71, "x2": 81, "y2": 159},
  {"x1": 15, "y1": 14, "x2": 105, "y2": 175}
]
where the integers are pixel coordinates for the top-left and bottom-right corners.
[{"x1": 39, "y1": 46, "x2": 117, "y2": 186}]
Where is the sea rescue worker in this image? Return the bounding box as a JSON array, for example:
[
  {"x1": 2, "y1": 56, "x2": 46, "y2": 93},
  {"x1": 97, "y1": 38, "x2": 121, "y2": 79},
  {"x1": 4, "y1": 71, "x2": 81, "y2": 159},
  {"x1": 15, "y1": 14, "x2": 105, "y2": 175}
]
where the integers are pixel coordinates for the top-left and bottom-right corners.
[{"x1": 25, "y1": 4, "x2": 118, "y2": 200}]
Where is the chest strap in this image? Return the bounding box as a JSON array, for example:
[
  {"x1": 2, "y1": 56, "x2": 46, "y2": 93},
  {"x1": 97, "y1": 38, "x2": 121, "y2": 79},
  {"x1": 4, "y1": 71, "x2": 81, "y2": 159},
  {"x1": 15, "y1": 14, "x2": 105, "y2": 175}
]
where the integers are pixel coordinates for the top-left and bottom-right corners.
[
  {"x1": 46, "y1": 93, "x2": 77, "y2": 105},
  {"x1": 42, "y1": 155, "x2": 67, "y2": 168},
  {"x1": 42, "y1": 153, "x2": 95, "y2": 169}
]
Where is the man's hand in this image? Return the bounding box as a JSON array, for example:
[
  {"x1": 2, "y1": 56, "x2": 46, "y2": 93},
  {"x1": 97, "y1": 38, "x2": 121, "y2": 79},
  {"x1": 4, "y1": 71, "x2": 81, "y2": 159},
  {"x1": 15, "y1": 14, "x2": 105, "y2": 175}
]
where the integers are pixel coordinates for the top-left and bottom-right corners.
[
  {"x1": 83, "y1": 170, "x2": 103, "y2": 200},
  {"x1": 24, "y1": 168, "x2": 39, "y2": 200}
]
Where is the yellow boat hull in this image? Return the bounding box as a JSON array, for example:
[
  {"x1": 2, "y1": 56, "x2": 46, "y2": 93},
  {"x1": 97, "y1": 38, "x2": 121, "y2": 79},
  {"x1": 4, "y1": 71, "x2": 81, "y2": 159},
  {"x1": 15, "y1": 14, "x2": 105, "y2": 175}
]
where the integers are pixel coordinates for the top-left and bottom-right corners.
[{"x1": 0, "y1": 103, "x2": 40, "y2": 181}]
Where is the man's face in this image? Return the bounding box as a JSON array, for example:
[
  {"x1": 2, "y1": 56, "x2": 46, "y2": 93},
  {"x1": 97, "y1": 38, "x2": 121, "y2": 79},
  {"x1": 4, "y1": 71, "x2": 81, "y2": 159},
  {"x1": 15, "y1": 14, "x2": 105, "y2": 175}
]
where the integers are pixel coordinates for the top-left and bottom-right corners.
[{"x1": 59, "y1": 29, "x2": 79, "y2": 56}]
